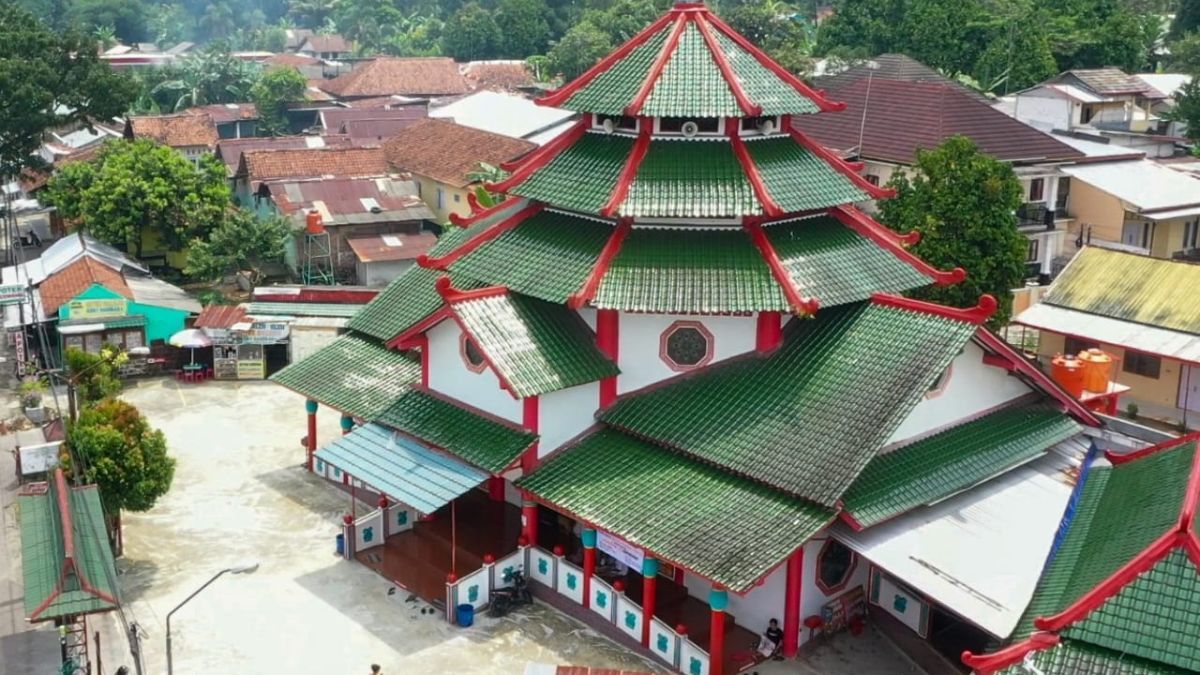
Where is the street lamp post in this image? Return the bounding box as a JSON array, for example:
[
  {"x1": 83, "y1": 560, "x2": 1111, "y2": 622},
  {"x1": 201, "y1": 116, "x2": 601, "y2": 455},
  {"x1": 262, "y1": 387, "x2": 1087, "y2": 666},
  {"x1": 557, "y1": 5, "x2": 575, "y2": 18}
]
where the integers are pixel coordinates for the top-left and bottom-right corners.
[{"x1": 165, "y1": 562, "x2": 259, "y2": 675}]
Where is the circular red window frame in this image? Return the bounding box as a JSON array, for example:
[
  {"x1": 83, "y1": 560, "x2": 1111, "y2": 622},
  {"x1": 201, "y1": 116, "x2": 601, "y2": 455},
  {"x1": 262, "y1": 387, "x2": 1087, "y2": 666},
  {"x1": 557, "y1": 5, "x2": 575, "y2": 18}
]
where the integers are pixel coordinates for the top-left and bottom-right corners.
[{"x1": 659, "y1": 320, "x2": 715, "y2": 372}]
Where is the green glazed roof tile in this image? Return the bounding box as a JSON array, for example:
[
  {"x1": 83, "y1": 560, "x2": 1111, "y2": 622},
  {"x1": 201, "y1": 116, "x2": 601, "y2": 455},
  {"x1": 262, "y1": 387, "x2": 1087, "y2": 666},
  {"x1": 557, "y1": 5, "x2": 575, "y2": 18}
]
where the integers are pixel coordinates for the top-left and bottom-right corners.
[
  {"x1": 641, "y1": 23, "x2": 740, "y2": 118},
  {"x1": 712, "y1": 31, "x2": 821, "y2": 116},
  {"x1": 510, "y1": 133, "x2": 630, "y2": 214},
  {"x1": 746, "y1": 137, "x2": 871, "y2": 212},
  {"x1": 997, "y1": 640, "x2": 1191, "y2": 675},
  {"x1": 451, "y1": 293, "x2": 619, "y2": 397},
  {"x1": 842, "y1": 404, "x2": 1081, "y2": 528},
  {"x1": 601, "y1": 301, "x2": 978, "y2": 505},
  {"x1": 563, "y1": 24, "x2": 671, "y2": 116},
  {"x1": 621, "y1": 139, "x2": 759, "y2": 218},
  {"x1": 448, "y1": 210, "x2": 613, "y2": 304},
  {"x1": 374, "y1": 389, "x2": 537, "y2": 474},
  {"x1": 765, "y1": 215, "x2": 930, "y2": 308},
  {"x1": 271, "y1": 332, "x2": 419, "y2": 419},
  {"x1": 592, "y1": 226, "x2": 790, "y2": 314},
  {"x1": 517, "y1": 427, "x2": 831, "y2": 592}
]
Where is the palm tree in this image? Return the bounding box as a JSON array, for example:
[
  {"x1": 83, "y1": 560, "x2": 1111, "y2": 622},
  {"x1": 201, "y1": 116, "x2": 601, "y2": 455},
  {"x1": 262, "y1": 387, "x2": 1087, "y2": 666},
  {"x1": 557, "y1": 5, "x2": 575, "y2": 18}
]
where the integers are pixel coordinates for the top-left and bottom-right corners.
[{"x1": 92, "y1": 24, "x2": 118, "y2": 51}]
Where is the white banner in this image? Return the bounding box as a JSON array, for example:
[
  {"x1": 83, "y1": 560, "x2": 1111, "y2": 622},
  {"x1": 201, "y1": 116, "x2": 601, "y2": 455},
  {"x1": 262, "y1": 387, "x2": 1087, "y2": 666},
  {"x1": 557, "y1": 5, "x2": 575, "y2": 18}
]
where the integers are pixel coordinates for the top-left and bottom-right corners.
[{"x1": 597, "y1": 531, "x2": 644, "y2": 571}]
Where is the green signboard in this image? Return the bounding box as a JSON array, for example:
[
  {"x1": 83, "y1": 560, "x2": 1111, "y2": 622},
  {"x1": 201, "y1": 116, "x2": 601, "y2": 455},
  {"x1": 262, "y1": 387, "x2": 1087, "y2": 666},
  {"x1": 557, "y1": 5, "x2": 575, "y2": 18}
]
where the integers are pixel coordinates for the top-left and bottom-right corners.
[{"x1": 0, "y1": 285, "x2": 25, "y2": 306}]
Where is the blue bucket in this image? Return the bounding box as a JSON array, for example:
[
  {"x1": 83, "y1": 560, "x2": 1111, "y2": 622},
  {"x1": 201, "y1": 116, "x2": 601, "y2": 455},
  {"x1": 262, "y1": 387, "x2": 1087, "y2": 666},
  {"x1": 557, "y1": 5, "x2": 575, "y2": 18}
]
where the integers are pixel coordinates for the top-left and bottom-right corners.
[
  {"x1": 335, "y1": 533, "x2": 345, "y2": 556},
  {"x1": 456, "y1": 603, "x2": 474, "y2": 627}
]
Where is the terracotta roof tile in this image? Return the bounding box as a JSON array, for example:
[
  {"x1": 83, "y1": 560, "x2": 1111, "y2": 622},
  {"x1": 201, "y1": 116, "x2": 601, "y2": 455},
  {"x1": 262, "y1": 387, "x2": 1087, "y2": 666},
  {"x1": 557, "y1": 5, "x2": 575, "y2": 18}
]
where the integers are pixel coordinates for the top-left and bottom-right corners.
[
  {"x1": 321, "y1": 57, "x2": 469, "y2": 98},
  {"x1": 39, "y1": 257, "x2": 131, "y2": 315},
  {"x1": 265, "y1": 53, "x2": 322, "y2": 68},
  {"x1": 215, "y1": 135, "x2": 354, "y2": 175},
  {"x1": 183, "y1": 103, "x2": 258, "y2": 123},
  {"x1": 125, "y1": 114, "x2": 219, "y2": 148},
  {"x1": 461, "y1": 60, "x2": 535, "y2": 92},
  {"x1": 382, "y1": 118, "x2": 535, "y2": 187},
  {"x1": 239, "y1": 146, "x2": 389, "y2": 185},
  {"x1": 299, "y1": 34, "x2": 351, "y2": 54}
]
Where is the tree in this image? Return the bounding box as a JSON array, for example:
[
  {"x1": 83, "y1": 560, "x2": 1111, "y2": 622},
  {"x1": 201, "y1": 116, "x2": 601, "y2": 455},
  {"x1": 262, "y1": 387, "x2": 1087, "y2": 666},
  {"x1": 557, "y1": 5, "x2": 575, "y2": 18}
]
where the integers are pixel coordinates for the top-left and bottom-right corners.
[
  {"x1": 723, "y1": 3, "x2": 816, "y2": 74},
  {"x1": 1167, "y1": 32, "x2": 1200, "y2": 73},
  {"x1": 43, "y1": 140, "x2": 230, "y2": 258},
  {"x1": 546, "y1": 21, "x2": 611, "y2": 79},
  {"x1": 65, "y1": 345, "x2": 127, "y2": 408},
  {"x1": 185, "y1": 209, "x2": 292, "y2": 287},
  {"x1": 972, "y1": 10, "x2": 1058, "y2": 93},
  {"x1": 878, "y1": 136, "x2": 1027, "y2": 328},
  {"x1": 442, "y1": 3, "x2": 501, "y2": 60},
  {"x1": 1174, "y1": 0, "x2": 1200, "y2": 39},
  {"x1": 69, "y1": 0, "x2": 150, "y2": 44},
  {"x1": 1165, "y1": 78, "x2": 1200, "y2": 145},
  {"x1": 0, "y1": 3, "x2": 136, "y2": 180},
  {"x1": 495, "y1": 0, "x2": 550, "y2": 58},
  {"x1": 288, "y1": 0, "x2": 335, "y2": 27},
  {"x1": 251, "y1": 66, "x2": 307, "y2": 135},
  {"x1": 147, "y1": 48, "x2": 259, "y2": 112}
]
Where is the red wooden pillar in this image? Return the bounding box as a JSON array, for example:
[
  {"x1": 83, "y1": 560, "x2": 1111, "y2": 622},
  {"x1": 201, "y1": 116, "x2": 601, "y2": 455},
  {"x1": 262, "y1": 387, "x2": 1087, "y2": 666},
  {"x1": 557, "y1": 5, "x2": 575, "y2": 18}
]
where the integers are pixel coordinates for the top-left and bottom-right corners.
[
  {"x1": 782, "y1": 547, "x2": 803, "y2": 657},
  {"x1": 710, "y1": 587, "x2": 728, "y2": 675},
  {"x1": 596, "y1": 309, "x2": 619, "y2": 408},
  {"x1": 521, "y1": 395, "x2": 539, "y2": 474},
  {"x1": 582, "y1": 528, "x2": 597, "y2": 608},
  {"x1": 520, "y1": 492, "x2": 539, "y2": 548},
  {"x1": 756, "y1": 311, "x2": 782, "y2": 353},
  {"x1": 642, "y1": 557, "x2": 659, "y2": 646},
  {"x1": 305, "y1": 399, "x2": 318, "y2": 472}
]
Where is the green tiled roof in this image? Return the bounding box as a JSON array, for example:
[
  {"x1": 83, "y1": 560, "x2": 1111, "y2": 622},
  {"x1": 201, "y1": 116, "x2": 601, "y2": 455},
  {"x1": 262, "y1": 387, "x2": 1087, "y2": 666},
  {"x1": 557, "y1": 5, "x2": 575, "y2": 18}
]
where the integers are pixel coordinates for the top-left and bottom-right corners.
[
  {"x1": 712, "y1": 31, "x2": 821, "y2": 116},
  {"x1": 765, "y1": 216, "x2": 931, "y2": 309},
  {"x1": 245, "y1": 302, "x2": 362, "y2": 318},
  {"x1": 996, "y1": 641, "x2": 1190, "y2": 675},
  {"x1": 601, "y1": 301, "x2": 978, "y2": 505},
  {"x1": 451, "y1": 293, "x2": 618, "y2": 397},
  {"x1": 517, "y1": 428, "x2": 831, "y2": 592},
  {"x1": 448, "y1": 210, "x2": 613, "y2": 304},
  {"x1": 621, "y1": 139, "x2": 758, "y2": 218},
  {"x1": 593, "y1": 226, "x2": 790, "y2": 314},
  {"x1": 641, "y1": 23, "x2": 740, "y2": 118},
  {"x1": 373, "y1": 389, "x2": 536, "y2": 474},
  {"x1": 270, "y1": 332, "x2": 419, "y2": 419},
  {"x1": 563, "y1": 24, "x2": 671, "y2": 116},
  {"x1": 510, "y1": 133, "x2": 631, "y2": 214},
  {"x1": 842, "y1": 404, "x2": 1081, "y2": 528},
  {"x1": 746, "y1": 137, "x2": 871, "y2": 213},
  {"x1": 19, "y1": 482, "x2": 118, "y2": 621}
]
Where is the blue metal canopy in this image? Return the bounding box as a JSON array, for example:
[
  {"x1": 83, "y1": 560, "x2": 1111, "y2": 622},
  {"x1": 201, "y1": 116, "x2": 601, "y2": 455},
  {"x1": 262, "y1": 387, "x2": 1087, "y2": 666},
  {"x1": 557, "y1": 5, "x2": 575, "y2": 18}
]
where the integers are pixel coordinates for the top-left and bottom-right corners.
[{"x1": 315, "y1": 423, "x2": 488, "y2": 514}]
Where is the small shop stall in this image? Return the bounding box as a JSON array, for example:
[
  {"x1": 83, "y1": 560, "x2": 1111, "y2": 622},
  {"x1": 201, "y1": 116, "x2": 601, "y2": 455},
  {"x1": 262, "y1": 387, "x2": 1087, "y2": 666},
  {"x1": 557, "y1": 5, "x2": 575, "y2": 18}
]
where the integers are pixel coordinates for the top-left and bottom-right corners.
[{"x1": 212, "y1": 320, "x2": 290, "y2": 380}]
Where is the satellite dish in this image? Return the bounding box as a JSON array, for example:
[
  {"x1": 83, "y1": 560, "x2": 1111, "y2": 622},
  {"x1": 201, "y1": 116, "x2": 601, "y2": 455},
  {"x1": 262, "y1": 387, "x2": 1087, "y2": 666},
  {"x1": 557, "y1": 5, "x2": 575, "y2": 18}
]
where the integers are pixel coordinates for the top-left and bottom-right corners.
[
  {"x1": 601, "y1": 117, "x2": 616, "y2": 134},
  {"x1": 681, "y1": 120, "x2": 700, "y2": 137},
  {"x1": 758, "y1": 119, "x2": 775, "y2": 135}
]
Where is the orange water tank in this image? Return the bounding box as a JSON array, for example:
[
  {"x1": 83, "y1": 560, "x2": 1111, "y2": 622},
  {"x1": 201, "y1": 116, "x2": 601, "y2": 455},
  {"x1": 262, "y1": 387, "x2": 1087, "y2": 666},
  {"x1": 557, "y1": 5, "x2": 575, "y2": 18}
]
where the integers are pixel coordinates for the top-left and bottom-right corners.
[
  {"x1": 1051, "y1": 354, "x2": 1085, "y2": 398},
  {"x1": 305, "y1": 210, "x2": 325, "y2": 234},
  {"x1": 1078, "y1": 348, "x2": 1113, "y2": 393}
]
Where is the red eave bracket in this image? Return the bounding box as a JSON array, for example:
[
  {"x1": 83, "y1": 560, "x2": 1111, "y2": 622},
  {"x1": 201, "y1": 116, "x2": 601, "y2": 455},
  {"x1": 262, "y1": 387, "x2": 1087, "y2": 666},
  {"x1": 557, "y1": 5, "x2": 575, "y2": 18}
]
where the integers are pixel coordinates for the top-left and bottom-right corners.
[
  {"x1": 695, "y1": 13, "x2": 762, "y2": 116},
  {"x1": 729, "y1": 124, "x2": 782, "y2": 217},
  {"x1": 570, "y1": 219, "x2": 632, "y2": 308},
  {"x1": 786, "y1": 122, "x2": 894, "y2": 199},
  {"x1": 625, "y1": 14, "x2": 690, "y2": 116},
  {"x1": 871, "y1": 292, "x2": 997, "y2": 325},
  {"x1": 448, "y1": 193, "x2": 522, "y2": 227},
  {"x1": 419, "y1": 202, "x2": 544, "y2": 270},
  {"x1": 838, "y1": 510, "x2": 866, "y2": 531},
  {"x1": 537, "y1": 13, "x2": 676, "y2": 108},
  {"x1": 981, "y1": 352, "x2": 1015, "y2": 371},
  {"x1": 961, "y1": 632, "x2": 1059, "y2": 673},
  {"x1": 745, "y1": 219, "x2": 820, "y2": 315},
  {"x1": 831, "y1": 206, "x2": 965, "y2": 285},
  {"x1": 488, "y1": 118, "x2": 588, "y2": 194},
  {"x1": 434, "y1": 276, "x2": 509, "y2": 304},
  {"x1": 600, "y1": 126, "x2": 651, "y2": 217}
]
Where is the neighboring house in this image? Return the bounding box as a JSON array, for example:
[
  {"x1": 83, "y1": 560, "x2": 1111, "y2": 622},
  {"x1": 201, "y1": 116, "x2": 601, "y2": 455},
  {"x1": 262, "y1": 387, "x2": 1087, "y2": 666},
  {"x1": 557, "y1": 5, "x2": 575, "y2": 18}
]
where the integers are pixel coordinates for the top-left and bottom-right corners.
[
  {"x1": 263, "y1": 52, "x2": 326, "y2": 80},
  {"x1": 800, "y1": 56, "x2": 1087, "y2": 280},
  {"x1": 318, "y1": 57, "x2": 470, "y2": 101},
  {"x1": 347, "y1": 231, "x2": 438, "y2": 287},
  {"x1": 429, "y1": 90, "x2": 576, "y2": 145},
  {"x1": 123, "y1": 113, "x2": 219, "y2": 162},
  {"x1": 215, "y1": 135, "x2": 353, "y2": 192},
  {"x1": 460, "y1": 60, "x2": 537, "y2": 93},
  {"x1": 233, "y1": 146, "x2": 389, "y2": 204},
  {"x1": 381, "y1": 118, "x2": 535, "y2": 222},
  {"x1": 318, "y1": 106, "x2": 428, "y2": 136},
  {"x1": 284, "y1": 28, "x2": 315, "y2": 52},
  {"x1": 1137, "y1": 72, "x2": 1193, "y2": 138},
  {"x1": 1015, "y1": 246, "x2": 1200, "y2": 427},
  {"x1": 1012, "y1": 69, "x2": 1179, "y2": 158},
  {"x1": 184, "y1": 103, "x2": 259, "y2": 139},
  {"x1": 257, "y1": 175, "x2": 435, "y2": 282},
  {"x1": 297, "y1": 34, "x2": 353, "y2": 61}
]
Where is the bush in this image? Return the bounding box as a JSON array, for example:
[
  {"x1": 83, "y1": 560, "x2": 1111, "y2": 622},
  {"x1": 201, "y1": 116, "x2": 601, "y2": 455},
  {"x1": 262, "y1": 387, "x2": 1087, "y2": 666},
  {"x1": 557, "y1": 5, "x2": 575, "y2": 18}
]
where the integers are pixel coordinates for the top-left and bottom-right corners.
[
  {"x1": 1126, "y1": 402, "x2": 1139, "y2": 419},
  {"x1": 19, "y1": 377, "x2": 44, "y2": 408}
]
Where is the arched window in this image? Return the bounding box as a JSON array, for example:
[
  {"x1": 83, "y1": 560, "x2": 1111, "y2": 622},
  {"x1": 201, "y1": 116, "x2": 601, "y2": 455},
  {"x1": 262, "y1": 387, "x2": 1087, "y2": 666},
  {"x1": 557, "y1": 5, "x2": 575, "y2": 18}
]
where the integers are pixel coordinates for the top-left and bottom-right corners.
[
  {"x1": 816, "y1": 539, "x2": 858, "y2": 595},
  {"x1": 660, "y1": 321, "x2": 714, "y2": 371}
]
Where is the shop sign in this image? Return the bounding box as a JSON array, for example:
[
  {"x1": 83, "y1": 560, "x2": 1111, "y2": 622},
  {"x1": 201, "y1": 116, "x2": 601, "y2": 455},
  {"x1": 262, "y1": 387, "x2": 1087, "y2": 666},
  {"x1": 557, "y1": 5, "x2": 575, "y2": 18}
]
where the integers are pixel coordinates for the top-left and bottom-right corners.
[
  {"x1": 249, "y1": 321, "x2": 289, "y2": 341},
  {"x1": 12, "y1": 331, "x2": 25, "y2": 376},
  {"x1": 0, "y1": 284, "x2": 25, "y2": 306},
  {"x1": 237, "y1": 359, "x2": 265, "y2": 380},
  {"x1": 596, "y1": 531, "x2": 644, "y2": 571},
  {"x1": 66, "y1": 298, "x2": 127, "y2": 320}
]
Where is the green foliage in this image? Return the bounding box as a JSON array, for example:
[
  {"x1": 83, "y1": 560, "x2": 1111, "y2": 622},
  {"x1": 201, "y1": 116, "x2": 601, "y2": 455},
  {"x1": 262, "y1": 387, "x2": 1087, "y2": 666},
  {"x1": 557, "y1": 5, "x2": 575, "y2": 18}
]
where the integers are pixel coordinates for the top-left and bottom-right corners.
[
  {"x1": 972, "y1": 9, "x2": 1058, "y2": 93},
  {"x1": 722, "y1": 4, "x2": 815, "y2": 74},
  {"x1": 185, "y1": 209, "x2": 291, "y2": 287},
  {"x1": 0, "y1": 2, "x2": 136, "y2": 179},
  {"x1": 1173, "y1": 0, "x2": 1200, "y2": 39},
  {"x1": 250, "y1": 66, "x2": 306, "y2": 135},
  {"x1": 43, "y1": 139, "x2": 231, "y2": 258},
  {"x1": 64, "y1": 398, "x2": 175, "y2": 515},
  {"x1": 68, "y1": 0, "x2": 148, "y2": 43},
  {"x1": 332, "y1": 0, "x2": 406, "y2": 54},
  {"x1": 137, "y1": 47, "x2": 259, "y2": 113},
  {"x1": 442, "y1": 2, "x2": 501, "y2": 60},
  {"x1": 495, "y1": 0, "x2": 549, "y2": 58},
  {"x1": 878, "y1": 136, "x2": 1027, "y2": 328},
  {"x1": 466, "y1": 162, "x2": 509, "y2": 207},
  {"x1": 19, "y1": 377, "x2": 45, "y2": 408},
  {"x1": 1165, "y1": 78, "x2": 1200, "y2": 144},
  {"x1": 64, "y1": 346, "x2": 126, "y2": 406},
  {"x1": 546, "y1": 20, "x2": 611, "y2": 79},
  {"x1": 1166, "y1": 32, "x2": 1200, "y2": 73}
]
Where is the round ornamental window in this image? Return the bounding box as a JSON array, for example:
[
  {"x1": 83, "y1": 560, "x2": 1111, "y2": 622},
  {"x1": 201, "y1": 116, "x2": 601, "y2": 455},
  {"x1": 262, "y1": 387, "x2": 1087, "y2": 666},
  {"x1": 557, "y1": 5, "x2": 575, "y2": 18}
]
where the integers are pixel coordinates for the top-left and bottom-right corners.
[
  {"x1": 461, "y1": 334, "x2": 486, "y2": 372},
  {"x1": 816, "y1": 540, "x2": 857, "y2": 594},
  {"x1": 660, "y1": 321, "x2": 714, "y2": 371}
]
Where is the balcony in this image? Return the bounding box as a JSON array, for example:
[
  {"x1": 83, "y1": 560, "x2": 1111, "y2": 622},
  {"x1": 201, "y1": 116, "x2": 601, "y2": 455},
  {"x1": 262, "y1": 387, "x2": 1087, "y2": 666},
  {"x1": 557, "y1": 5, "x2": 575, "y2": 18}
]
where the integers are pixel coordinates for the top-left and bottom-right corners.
[{"x1": 1017, "y1": 203, "x2": 1055, "y2": 231}]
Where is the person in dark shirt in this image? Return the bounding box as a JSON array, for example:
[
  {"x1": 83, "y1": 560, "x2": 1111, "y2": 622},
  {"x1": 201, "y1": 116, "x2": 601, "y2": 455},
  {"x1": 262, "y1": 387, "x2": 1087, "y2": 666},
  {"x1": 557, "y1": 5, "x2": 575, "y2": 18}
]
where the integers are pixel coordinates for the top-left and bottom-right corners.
[{"x1": 764, "y1": 618, "x2": 784, "y2": 660}]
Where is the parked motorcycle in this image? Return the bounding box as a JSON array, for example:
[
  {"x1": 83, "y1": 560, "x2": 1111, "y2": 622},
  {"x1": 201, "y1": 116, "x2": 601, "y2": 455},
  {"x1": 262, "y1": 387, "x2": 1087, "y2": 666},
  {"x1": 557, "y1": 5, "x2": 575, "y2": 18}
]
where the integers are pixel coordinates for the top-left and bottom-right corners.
[{"x1": 489, "y1": 566, "x2": 533, "y2": 617}]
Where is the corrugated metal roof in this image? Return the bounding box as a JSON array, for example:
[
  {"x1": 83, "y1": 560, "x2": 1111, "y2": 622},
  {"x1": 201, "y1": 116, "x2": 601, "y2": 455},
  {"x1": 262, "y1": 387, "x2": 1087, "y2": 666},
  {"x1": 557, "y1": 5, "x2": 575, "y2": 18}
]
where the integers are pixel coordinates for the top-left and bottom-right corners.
[
  {"x1": 194, "y1": 304, "x2": 248, "y2": 329},
  {"x1": 265, "y1": 176, "x2": 433, "y2": 224},
  {"x1": 245, "y1": 302, "x2": 362, "y2": 318},
  {"x1": 124, "y1": 276, "x2": 201, "y2": 313},
  {"x1": 1060, "y1": 161, "x2": 1200, "y2": 212},
  {"x1": 1016, "y1": 302, "x2": 1200, "y2": 364},
  {"x1": 428, "y1": 91, "x2": 575, "y2": 141},
  {"x1": 346, "y1": 233, "x2": 436, "y2": 262},
  {"x1": 834, "y1": 435, "x2": 1091, "y2": 638}
]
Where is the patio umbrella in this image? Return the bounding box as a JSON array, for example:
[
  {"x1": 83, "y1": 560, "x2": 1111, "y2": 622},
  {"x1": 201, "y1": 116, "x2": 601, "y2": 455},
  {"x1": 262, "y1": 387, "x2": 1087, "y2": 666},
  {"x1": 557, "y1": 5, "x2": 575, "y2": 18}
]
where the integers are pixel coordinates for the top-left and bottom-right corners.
[{"x1": 168, "y1": 328, "x2": 213, "y2": 366}]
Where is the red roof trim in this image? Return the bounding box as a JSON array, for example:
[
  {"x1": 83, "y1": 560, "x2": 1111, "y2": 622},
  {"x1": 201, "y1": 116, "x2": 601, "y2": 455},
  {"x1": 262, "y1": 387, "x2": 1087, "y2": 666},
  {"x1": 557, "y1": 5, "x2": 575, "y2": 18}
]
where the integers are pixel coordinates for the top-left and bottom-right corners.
[
  {"x1": 447, "y1": 192, "x2": 520, "y2": 227},
  {"x1": 972, "y1": 329, "x2": 1103, "y2": 426},
  {"x1": 871, "y1": 292, "x2": 997, "y2": 325},
  {"x1": 537, "y1": 14, "x2": 676, "y2": 108},
  {"x1": 600, "y1": 124, "x2": 652, "y2": 217},
  {"x1": 961, "y1": 632, "x2": 1060, "y2": 673},
  {"x1": 745, "y1": 219, "x2": 819, "y2": 315},
  {"x1": 488, "y1": 118, "x2": 589, "y2": 193},
  {"x1": 569, "y1": 218, "x2": 632, "y2": 309},
  {"x1": 703, "y1": 14, "x2": 844, "y2": 113},
  {"x1": 625, "y1": 14, "x2": 691, "y2": 116},
  {"x1": 830, "y1": 205, "x2": 966, "y2": 285},
  {"x1": 434, "y1": 276, "x2": 509, "y2": 304},
  {"x1": 695, "y1": 14, "x2": 762, "y2": 116},
  {"x1": 786, "y1": 121, "x2": 894, "y2": 199},
  {"x1": 437, "y1": 285, "x2": 523, "y2": 399},
  {"x1": 839, "y1": 510, "x2": 867, "y2": 531},
  {"x1": 388, "y1": 305, "x2": 452, "y2": 349},
  {"x1": 419, "y1": 202, "x2": 544, "y2": 270},
  {"x1": 1105, "y1": 431, "x2": 1200, "y2": 465},
  {"x1": 729, "y1": 124, "x2": 782, "y2": 217}
]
